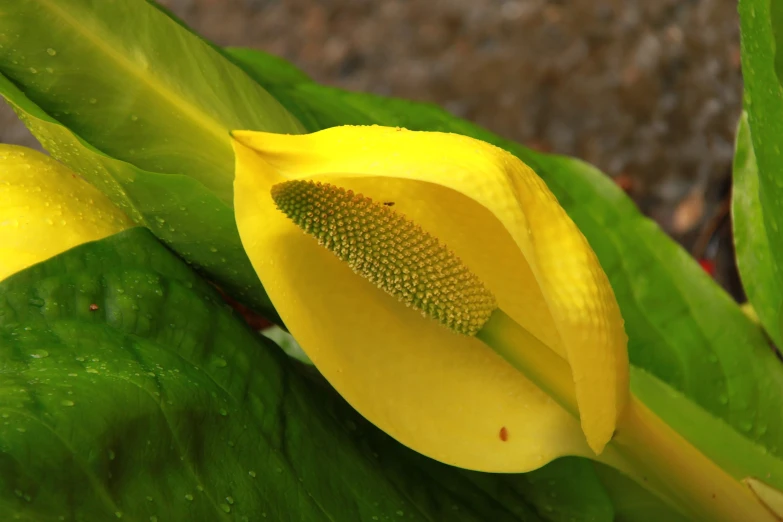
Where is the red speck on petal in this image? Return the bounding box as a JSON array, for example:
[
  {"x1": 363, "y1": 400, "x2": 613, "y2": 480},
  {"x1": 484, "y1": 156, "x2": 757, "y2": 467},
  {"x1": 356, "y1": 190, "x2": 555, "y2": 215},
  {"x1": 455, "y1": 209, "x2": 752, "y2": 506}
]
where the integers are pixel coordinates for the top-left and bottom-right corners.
[
  {"x1": 499, "y1": 427, "x2": 508, "y2": 441},
  {"x1": 89, "y1": 304, "x2": 99, "y2": 311}
]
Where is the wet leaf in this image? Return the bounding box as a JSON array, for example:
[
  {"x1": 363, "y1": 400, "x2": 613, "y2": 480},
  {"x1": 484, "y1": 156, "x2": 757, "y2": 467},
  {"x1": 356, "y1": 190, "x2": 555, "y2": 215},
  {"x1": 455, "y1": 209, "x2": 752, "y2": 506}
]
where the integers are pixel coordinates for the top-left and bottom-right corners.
[{"x1": 732, "y1": 112, "x2": 782, "y2": 347}]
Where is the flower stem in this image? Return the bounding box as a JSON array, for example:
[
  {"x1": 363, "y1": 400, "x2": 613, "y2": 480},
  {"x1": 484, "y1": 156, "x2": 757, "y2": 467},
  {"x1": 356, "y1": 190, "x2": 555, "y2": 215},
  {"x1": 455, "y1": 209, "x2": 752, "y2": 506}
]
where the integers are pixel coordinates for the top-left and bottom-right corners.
[
  {"x1": 476, "y1": 309, "x2": 775, "y2": 522},
  {"x1": 475, "y1": 309, "x2": 579, "y2": 417}
]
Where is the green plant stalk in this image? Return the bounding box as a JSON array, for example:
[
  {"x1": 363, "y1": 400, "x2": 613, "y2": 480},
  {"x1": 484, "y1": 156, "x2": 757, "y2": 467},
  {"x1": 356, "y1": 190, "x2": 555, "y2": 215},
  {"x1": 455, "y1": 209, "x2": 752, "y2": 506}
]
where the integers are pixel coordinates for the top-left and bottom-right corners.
[{"x1": 476, "y1": 309, "x2": 775, "y2": 522}]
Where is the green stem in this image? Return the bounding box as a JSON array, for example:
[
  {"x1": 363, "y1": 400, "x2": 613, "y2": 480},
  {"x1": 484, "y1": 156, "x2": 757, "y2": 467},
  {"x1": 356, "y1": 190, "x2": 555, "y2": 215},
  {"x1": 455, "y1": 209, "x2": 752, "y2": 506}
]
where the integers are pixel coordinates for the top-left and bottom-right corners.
[
  {"x1": 476, "y1": 309, "x2": 775, "y2": 522},
  {"x1": 475, "y1": 309, "x2": 579, "y2": 417}
]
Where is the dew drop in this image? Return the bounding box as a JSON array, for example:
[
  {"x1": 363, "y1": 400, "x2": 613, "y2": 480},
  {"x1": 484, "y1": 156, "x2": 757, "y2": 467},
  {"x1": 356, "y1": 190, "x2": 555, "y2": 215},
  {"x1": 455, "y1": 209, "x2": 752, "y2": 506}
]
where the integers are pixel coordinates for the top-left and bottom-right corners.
[
  {"x1": 60, "y1": 400, "x2": 74, "y2": 407},
  {"x1": 30, "y1": 350, "x2": 49, "y2": 359},
  {"x1": 150, "y1": 517, "x2": 158, "y2": 522},
  {"x1": 28, "y1": 67, "x2": 37, "y2": 74},
  {"x1": 226, "y1": 496, "x2": 234, "y2": 505},
  {"x1": 220, "y1": 504, "x2": 231, "y2": 513},
  {"x1": 213, "y1": 358, "x2": 227, "y2": 368},
  {"x1": 46, "y1": 48, "x2": 57, "y2": 56},
  {"x1": 115, "y1": 512, "x2": 123, "y2": 518},
  {"x1": 248, "y1": 470, "x2": 256, "y2": 478},
  {"x1": 184, "y1": 494, "x2": 193, "y2": 501},
  {"x1": 89, "y1": 98, "x2": 97, "y2": 104},
  {"x1": 130, "y1": 115, "x2": 138, "y2": 122},
  {"x1": 396, "y1": 510, "x2": 404, "y2": 516},
  {"x1": 219, "y1": 408, "x2": 228, "y2": 416}
]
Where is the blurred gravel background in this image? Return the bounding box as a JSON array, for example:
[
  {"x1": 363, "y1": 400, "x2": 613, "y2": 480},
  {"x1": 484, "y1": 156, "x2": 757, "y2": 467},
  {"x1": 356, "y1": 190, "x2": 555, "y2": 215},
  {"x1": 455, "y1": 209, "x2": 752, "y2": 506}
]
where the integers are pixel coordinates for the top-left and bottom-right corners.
[{"x1": 0, "y1": 0, "x2": 744, "y2": 289}]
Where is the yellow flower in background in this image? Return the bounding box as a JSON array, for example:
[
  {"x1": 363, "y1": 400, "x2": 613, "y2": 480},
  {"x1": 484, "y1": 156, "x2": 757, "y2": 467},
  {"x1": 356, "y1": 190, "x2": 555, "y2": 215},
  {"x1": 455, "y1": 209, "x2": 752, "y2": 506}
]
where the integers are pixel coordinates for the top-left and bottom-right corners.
[
  {"x1": 0, "y1": 145, "x2": 133, "y2": 283},
  {"x1": 232, "y1": 125, "x2": 629, "y2": 471}
]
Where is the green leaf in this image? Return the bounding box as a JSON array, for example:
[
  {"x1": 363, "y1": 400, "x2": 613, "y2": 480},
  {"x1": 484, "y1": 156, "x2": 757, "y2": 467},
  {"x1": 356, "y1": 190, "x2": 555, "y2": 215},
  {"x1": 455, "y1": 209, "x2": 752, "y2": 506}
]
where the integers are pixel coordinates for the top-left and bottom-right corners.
[
  {"x1": 462, "y1": 458, "x2": 615, "y2": 522},
  {"x1": 732, "y1": 111, "x2": 782, "y2": 346},
  {"x1": 739, "y1": 0, "x2": 783, "y2": 343},
  {"x1": 0, "y1": 73, "x2": 276, "y2": 316},
  {"x1": 225, "y1": 47, "x2": 313, "y2": 87},
  {"x1": 0, "y1": 0, "x2": 303, "y2": 205},
  {"x1": 522, "y1": 152, "x2": 783, "y2": 455},
  {"x1": 0, "y1": 227, "x2": 573, "y2": 522},
  {"x1": 0, "y1": 0, "x2": 314, "y2": 315},
  {"x1": 592, "y1": 464, "x2": 689, "y2": 522},
  {"x1": 229, "y1": 47, "x2": 783, "y2": 466}
]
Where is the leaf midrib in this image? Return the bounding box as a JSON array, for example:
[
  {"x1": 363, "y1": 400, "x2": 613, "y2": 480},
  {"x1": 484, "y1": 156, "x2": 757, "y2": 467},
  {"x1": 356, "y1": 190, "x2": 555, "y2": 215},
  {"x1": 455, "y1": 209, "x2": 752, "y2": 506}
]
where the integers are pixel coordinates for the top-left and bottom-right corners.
[{"x1": 36, "y1": 0, "x2": 227, "y2": 145}]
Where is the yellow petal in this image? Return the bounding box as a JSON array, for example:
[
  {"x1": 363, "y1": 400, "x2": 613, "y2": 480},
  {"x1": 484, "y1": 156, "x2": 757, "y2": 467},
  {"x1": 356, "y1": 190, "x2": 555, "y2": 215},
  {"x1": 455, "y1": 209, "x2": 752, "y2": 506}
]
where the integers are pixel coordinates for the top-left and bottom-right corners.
[
  {"x1": 233, "y1": 125, "x2": 628, "y2": 464},
  {"x1": 0, "y1": 145, "x2": 133, "y2": 282}
]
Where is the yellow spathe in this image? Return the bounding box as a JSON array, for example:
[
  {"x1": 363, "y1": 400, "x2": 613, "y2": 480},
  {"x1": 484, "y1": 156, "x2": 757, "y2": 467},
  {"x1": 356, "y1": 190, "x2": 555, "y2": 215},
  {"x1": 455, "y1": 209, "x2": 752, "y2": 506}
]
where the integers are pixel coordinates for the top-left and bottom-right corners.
[
  {"x1": 0, "y1": 145, "x2": 133, "y2": 282},
  {"x1": 232, "y1": 125, "x2": 628, "y2": 469}
]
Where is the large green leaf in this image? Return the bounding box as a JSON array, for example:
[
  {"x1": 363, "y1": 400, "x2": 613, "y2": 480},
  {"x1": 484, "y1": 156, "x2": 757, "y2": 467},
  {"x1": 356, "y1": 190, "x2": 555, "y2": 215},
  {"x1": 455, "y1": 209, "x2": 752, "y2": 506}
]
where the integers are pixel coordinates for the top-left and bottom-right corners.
[
  {"x1": 732, "y1": 111, "x2": 782, "y2": 347},
  {"x1": 0, "y1": 0, "x2": 302, "y2": 203},
  {"x1": 739, "y1": 0, "x2": 783, "y2": 344},
  {"x1": 0, "y1": 0, "x2": 308, "y2": 316},
  {"x1": 0, "y1": 73, "x2": 276, "y2": 317},
  {"x1": 592, "y1": 464, "x2": 689, "y2": 522},
  {"x1": 227, "y1": 47, "x2": 783, "y2": 465},
  {"x1": 0, "y1": 226, "x2": 618, "y2": 522}
]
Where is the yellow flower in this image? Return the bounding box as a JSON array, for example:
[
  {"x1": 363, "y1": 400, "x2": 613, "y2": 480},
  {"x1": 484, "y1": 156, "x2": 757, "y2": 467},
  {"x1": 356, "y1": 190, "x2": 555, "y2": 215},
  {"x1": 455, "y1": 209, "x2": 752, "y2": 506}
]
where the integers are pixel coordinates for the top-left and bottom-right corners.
[
  {"x1": 232, "y1": 125, "x2": 629, "y2": 471},
  {"x1": 0, "y1": 145, "x2": 133, "y2": 282}
]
